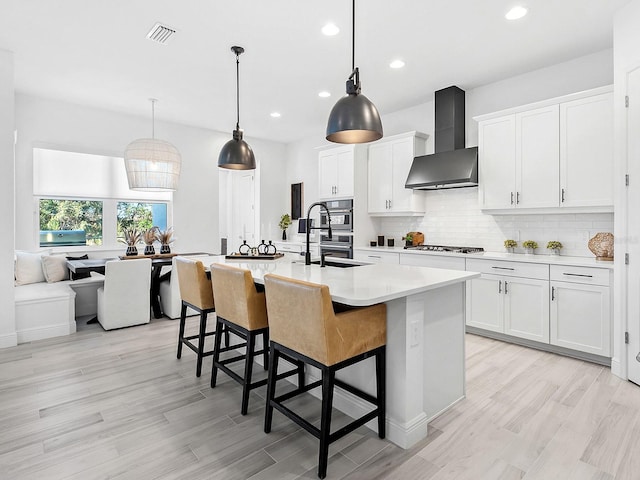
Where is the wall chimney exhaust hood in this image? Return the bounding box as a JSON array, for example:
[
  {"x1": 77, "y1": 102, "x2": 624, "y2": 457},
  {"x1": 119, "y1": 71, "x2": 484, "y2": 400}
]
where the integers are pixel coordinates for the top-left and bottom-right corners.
[{"x1": 405, "y1": 86, "x2": 478, "y2": 190}]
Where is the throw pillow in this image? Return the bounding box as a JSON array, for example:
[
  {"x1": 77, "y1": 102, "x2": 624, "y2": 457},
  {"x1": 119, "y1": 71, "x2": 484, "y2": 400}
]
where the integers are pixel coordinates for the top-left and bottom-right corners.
[
  {"x1": 15, "y1": 251, "x2": 47, "y2": 285},
  {"x1": 66, "y1": 254, "x2": 90, "y2": 279},
  {"x1": 42, "y1": 255, "x2": 70, "y2": 283}
]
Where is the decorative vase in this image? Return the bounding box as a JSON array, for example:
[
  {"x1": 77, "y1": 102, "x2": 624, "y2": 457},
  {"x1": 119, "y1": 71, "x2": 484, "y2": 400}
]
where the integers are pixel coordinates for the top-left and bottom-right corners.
[
  {"x1": 160, "y1": 244, "x2": 171, "y2": 254},
  {"x1": 506, "y1": 247, "x2": 514, "y2": 254},
  {"x1": 551, "y1": 248, "x2": 560, "y2": 256},
  {"x1": 282, "y1": 230, "x2": 287, "y2": 241},
  {"x1": 126, "y1": 245, "x2": 138, "y2": 256},
  {"x1": 525, "y1": 248, "x2": 535, "y2": 255},
  {"x1": 144, "y1": 245, "x2": 155, "y2": 256},
  {"x1": 588, "y1": 232, "x2": 614, "y2": 261}
]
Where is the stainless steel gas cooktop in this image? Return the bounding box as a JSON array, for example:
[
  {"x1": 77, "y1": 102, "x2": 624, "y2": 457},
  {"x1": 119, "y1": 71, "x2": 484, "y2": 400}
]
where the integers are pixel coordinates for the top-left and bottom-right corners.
[{"x1": 404, "y1": 244, "x2": 485, "y2": 254}]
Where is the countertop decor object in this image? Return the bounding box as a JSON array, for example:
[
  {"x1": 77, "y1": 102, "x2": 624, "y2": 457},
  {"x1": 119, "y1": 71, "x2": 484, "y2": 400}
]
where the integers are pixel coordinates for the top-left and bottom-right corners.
[
  {"x1": 546, "y1": 240, "x2": 563, "y2": 255},
  {"x1": 124, "y1": 98, "x2": 181, "y2": 190},
  {"x1": 404, "y1": 231, "x2": 424, "y2": 246},
  {"x1": 325, "y1": 0, "x2": 383, "y2": 144},
  {"x1": 278, "y1": 213, "x2": 291, "y2": 240},
  {"x1": 218, "y1": 46, "x2": 256, "y2": 170},
  {"x1": 588, "y1": 232, "x2": 614, "y2": 261},
  {"x1": 504, "y1": 239, "x2": 517, "y2": 253},
  {"x1": 522, "y1": 240, "x2": 538, "y2": 255}
]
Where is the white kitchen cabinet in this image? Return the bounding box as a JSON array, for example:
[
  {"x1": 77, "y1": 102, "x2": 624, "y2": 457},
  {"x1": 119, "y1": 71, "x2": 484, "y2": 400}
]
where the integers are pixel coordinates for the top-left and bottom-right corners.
[
  {"x1": 353, "y1": 249, "x2": 399, "y2": 264},
  {"x1": 550, "y1": 265, "x2": 611, "y2": 356},
  {"x1": 475, "y1": 86, "x2": 613, "y2": 212},
  {"x1": 559, "y1": 92, "x2": 614, "y2": 208},
  {"x1": 318, "y1": 145, "x2": 355, "y2": 199},
  {"x1": 367, "y1": 132, "x2": 428, "y2": 215},
  {"x1": 466, "y1": 259, "x2": 550, "y2": 343},
  {"x1": 273, "y1": 241, "x2": 318, "y2": 259},
  {"x1": 399, "y1": 253, "x2": 466, "y2": 271}
]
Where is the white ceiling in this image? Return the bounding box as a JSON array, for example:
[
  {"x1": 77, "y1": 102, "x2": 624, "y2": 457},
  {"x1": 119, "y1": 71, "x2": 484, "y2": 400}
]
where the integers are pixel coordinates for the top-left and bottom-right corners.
[{"x1": 0, "y1": 0, "x2": 630, "y2": 144}]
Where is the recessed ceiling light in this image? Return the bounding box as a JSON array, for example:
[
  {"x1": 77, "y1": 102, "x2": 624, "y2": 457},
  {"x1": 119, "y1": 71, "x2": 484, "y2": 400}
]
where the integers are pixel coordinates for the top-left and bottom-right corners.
[
  {"x1": 322, "y1": 23, "x2": 340, "y2": 36},
  {"x1": 318, "y1": 91, "x2": 331, "y2": 98},
  {"x1": 390, "y1": 59, "x2": 405, "y2": 69},
  {"x1": 505, "y1": 6, "x2": 528, "y2": 20},
  {"x1": 270, "y1": 112, "x2": 281, "y2": 118}
]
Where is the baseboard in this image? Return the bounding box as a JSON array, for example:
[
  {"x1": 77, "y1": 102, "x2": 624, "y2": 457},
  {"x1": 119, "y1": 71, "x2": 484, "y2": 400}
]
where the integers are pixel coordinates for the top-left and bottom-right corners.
[
  {"x1": 0, "y1": 332, "x2": 18, "y2": 349},
  {"x1": 17, "y1": 323, "x2": 75, "y2": 344}
]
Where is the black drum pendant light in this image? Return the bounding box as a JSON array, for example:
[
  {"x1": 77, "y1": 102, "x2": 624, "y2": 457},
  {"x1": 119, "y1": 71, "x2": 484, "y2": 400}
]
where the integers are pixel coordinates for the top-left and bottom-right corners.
[
  {"x1": 326, "y1": 0, "x2": 383, "y2": 144},
  {"x1": 218, "y1": 46, "x2": 256, "y2": 170}
]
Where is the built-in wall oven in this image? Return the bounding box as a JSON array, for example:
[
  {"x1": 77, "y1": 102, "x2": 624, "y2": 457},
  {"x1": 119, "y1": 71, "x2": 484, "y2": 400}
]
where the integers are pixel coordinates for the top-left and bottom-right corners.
[{"x1": 320, "y1": 199, "x2": 353, "y2": 259}]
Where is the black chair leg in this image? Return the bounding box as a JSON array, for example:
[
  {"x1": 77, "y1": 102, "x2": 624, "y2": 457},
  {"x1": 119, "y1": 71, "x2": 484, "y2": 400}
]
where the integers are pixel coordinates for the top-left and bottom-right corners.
[
  {"x1": 177, "y1": 302, "x2": 187, "y2": 359},
  {"x1": 211, "y1": 317, "x2": 224, "y2": 388},
  {"x1": 224, "y1": 326, "x2": 229, "y2": 348},
  {"x1": 297, "y1": 360, "x2": 305, "y2": 389},
  {"x1": 263, "y1": 330, "x2": 269, "y2": 371},
  {"x1": 376, "y1": 347, "x2": 386, "y2": 439},
  {"x1": 241, "y1": 332, "x2": 256, "y2": 415},
  {"x1": 196, "y1": 311, "x2": 207, "y2": 377},
  {"x1": 264, "y1": 344, "x2": 279, "y2": 433},
  {"x1": 318, "y1": 367, "x2": 335, "y2": 480}
]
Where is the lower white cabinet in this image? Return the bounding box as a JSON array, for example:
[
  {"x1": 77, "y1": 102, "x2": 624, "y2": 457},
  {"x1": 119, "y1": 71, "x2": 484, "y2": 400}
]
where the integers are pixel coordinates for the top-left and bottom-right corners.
[
  {"x1": 466, "y1": 273, "x2": 549, "y2": 343},
  {"x1": 549, "y1": 266, "x2": 611, "y2": 356},
  {"x1": 399, "y1": 253, "x2": 466, "y2": 271},
  {"x1": 353, "y1": 249, "x2": 399, "y2": 264}
]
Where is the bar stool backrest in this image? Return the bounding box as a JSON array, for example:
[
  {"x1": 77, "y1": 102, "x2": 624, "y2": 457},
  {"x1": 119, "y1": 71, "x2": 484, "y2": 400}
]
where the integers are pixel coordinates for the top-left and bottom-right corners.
[
  {"x1": 210, "y1": 263, "x2": 268, "y2": 330},
  {"x1": 175, "y1": 257, "x2": 214, "y2": 310}
]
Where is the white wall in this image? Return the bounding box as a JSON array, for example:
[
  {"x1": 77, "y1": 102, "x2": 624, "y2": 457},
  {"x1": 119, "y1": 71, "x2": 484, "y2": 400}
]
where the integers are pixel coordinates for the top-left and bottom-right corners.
[
  {"x1": 14, "y1": 94, "x2": 287, "y2": 254},
  {"x1": 0, "y1": 49, "x2": 16, "y2": 348}
]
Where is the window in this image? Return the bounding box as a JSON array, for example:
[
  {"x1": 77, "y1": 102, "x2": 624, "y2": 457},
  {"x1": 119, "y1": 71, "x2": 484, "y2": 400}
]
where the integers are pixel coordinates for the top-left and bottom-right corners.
[{"x1": 34, "y1": 148, "x2": 172, "y2": 249}]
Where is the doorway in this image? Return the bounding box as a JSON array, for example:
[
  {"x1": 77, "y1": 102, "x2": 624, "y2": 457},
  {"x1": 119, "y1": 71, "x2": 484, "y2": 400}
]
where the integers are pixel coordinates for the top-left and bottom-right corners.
[{"x1": 219, "y1": 169, "x2": 258, "y2": 255}]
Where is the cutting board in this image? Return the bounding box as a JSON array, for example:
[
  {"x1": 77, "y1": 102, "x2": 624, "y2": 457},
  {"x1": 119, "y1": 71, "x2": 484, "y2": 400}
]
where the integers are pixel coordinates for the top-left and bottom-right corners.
[{"x1": 408, "y1": 231, "x2": 425, "y2": 246}]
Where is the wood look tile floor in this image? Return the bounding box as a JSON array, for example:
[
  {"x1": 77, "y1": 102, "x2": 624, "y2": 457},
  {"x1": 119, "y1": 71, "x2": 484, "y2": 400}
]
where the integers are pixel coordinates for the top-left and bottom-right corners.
[{"x1": 1, "y1": 316, "x2": 639, "y2": 479}]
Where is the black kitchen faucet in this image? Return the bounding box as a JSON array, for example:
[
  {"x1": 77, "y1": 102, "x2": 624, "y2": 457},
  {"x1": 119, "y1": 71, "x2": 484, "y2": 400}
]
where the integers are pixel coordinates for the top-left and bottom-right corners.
[{"x1": 305, "y1": 202, "x2": 332, "y2": 265}]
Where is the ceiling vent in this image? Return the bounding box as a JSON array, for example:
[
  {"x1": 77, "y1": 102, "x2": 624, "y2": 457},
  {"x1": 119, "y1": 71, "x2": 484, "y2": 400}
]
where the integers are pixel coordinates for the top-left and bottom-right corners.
[{"x1": 146, "y1": 23, "x2": 176, "y2": 45}]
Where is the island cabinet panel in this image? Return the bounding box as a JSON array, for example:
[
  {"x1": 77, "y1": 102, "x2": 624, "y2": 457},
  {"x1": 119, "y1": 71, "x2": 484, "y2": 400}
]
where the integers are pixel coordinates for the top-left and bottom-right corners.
[
  {"x1": 475, "y1": 86, "x2": 613, "y2": 213},
  {"x1": 549, "y1": 265, "x2": 611, "y2": 356},
  {"x1": 318, "y1": 145, "x2": 355, "y2": 199},
  {"x1": 367, "y1": 131, "x2": 428, "y2": 216}
]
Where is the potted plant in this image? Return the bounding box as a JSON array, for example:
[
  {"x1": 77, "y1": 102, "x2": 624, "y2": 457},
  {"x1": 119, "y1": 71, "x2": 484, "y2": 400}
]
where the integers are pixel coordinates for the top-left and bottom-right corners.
[
  {"x1": 279, "y1": 214, "x2": 292, "y2": 240},
  {"x1": 142, "y1": 227, "x2": 159, "y2": 255},
  {"x1": 522, "y1": 240, "x2": 538, "y2": 255},
  {"x1": 156, "y1": 227, "x2": 174, "y2": 254},
  {"x1": 120, "y1": 228, "x2": 142, "y2": 256},
  {"x1": 546, "y1": 240, "x2": 563, "y2": 255},
  {"x1": 503, "y1": 239, "x2": 517, "y2": 253},
  {"x1": 403, "y1": 233, "x2": 414, "y2": 247}
]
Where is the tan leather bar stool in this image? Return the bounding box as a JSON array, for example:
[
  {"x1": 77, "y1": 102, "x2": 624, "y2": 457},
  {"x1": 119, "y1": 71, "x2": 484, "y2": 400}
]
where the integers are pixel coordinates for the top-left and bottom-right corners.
[
  {"x1": 263, "y1": 273, "x2": 387, "y2": 480},
  {"x1": 210, "y1": 264, "x2": 303, "y2": 415},
  {"x1": 175, "y1": 257, "x2": 228, "y2": 377}
]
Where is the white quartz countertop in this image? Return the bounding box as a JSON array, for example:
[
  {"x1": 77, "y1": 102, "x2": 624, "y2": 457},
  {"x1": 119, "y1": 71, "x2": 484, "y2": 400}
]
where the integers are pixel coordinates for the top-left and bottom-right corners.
[
  {"x1": 354, "y1": 246, "x2": 614, "y2": 269},
  {"x1": 182, "y1": 254, "x2": 478, "y2": 307}
]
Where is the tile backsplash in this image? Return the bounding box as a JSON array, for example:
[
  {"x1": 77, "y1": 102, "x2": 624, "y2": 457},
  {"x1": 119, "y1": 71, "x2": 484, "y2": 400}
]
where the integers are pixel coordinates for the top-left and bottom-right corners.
[{"x1": 377, "y1": 188, "x2": 613, "y2": 257}]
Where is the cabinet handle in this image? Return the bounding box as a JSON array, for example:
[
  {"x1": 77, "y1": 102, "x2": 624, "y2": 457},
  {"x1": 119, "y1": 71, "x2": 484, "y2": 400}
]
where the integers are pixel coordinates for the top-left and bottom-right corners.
[
  {"x1": 504, "y1": 281, "x2": 508, "y2": 294},
  {"x1": 510, "y1": 192, "x2": 514, "y2": 205},
  {"x1": 491, "y1": 266, "x2": 515, "y2": 271},
  {"x1": 389, "y1": 199, "x2": 392, "y2": 209},
  {"x1": 551, "y1": 286, "x2": 555, "y2": 301},
  {"x1": 561, "y1": 188, "x2": 565, "y2": 203},
  {"x1": 368, "y1": 255, "x2": 381, "y2": 258},
  {"x1": 498, "y1": 280, "x2": 502, "y2": 294},
  {"x1": 516, "y1": 192, "x2": 520, "y2": 204},
  {"x1": 562, "y1": 273, "x2": 593, "y2": 278}
]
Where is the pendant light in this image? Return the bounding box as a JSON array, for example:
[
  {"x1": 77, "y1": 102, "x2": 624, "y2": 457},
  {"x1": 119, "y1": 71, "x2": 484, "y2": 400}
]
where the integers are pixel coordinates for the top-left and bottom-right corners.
[
  {"x1": 218, "y1": 46, "x2": 256, "y2": 170},
  {"x1": 124, "y1": 99, "x2": 182, "y2": 191},
  {"x1": 326, "y1": 0, "x2": 383, "y2": 144}
]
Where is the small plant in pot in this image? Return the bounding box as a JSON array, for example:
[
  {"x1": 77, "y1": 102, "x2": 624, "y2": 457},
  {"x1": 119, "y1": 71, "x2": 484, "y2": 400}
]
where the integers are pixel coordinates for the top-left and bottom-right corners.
[
  {"x1": 156, "y1": 227, "x2": 174, "y2": 254},
  {"x1": 120, "y1": 228, "x2": 142, "y2": 256},
  {"x1": 522, "y1": 240, "x2": 538, "y2": 255},
  {"x1": 403, "y1": 233, "x2": 414, "y2": 247},
  {"x1": 279, "y1": 214, "x2": 292, "y2": 241},
  {"x1": 143, "y1": 227, "x2": 159, "y2": 255},
  {"x1": 546, "y1": 240, "x2": 563, "y2": 255},
  {"x1": 503, "y1": 239, "x2": 517, "y2": 253}
]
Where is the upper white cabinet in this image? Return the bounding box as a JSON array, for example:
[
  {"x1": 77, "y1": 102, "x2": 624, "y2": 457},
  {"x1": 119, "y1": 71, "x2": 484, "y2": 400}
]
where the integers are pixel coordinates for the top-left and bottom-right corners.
[
  {"x1": 559, "y1": 92, "x2": 614, "y2": 208},
  {"x1": 318, "y1": 145, "x2": 356, "y2": 199},
  {"x1": 475, "y1": 86, "x2": 613, "y2": 212},
  {"x1": 367, "y1": 132, "x2": 428, "y2": 215}
]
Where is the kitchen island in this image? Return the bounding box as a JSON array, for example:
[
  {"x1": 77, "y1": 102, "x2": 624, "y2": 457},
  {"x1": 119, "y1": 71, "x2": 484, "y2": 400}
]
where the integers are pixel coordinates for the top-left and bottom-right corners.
[{"x1": 185, "y1": 254, "x2": 479, "y2": 449}]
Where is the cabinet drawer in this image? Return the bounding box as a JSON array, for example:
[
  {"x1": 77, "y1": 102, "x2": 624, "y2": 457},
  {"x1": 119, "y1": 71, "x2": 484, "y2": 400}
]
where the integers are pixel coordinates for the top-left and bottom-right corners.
[
  {"x1": 550, "y1": 265, "x2": 610, "y2": 286},
  {"x1": 466, "y1": 258, "x2": 549, "y2": 280},
  {"x1": 353, "y1": 250, "x2": 399, "y2": 264},
  {"x1": 400, "y1": 253, "x2": 466, "y2": 271}
]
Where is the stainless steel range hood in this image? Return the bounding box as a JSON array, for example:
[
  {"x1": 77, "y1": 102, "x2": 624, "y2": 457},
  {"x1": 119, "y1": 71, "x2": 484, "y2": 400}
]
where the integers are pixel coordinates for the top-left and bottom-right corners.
[{"x1": 405, "y1": 86, "x2": 478, "y2": 190}]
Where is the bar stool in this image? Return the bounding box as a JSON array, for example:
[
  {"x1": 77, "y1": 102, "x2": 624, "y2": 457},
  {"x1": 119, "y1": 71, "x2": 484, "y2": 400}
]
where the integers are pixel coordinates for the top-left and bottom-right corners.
[
  {"x1": 263, "y1": 273, "x2": 387, "y2": 480},
  {"x1": 175, "y1": 256, "x2": 226, "y2": 377},
  {"x1": 210, "y1": 263, "x2": 304, "y2": 415}
]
